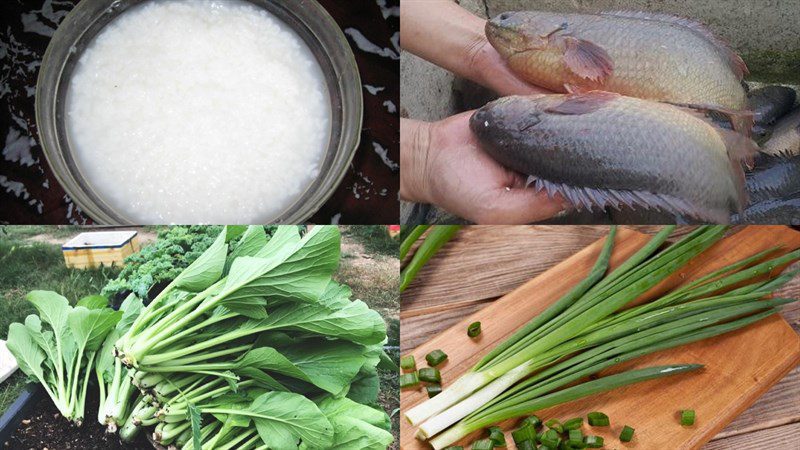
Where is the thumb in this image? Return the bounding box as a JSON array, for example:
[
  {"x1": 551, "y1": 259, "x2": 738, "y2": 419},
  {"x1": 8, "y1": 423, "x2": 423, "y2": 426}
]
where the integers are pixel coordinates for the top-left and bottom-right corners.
[{"x1": 470, "y1": 187, "x2": 569, "y2": 224}]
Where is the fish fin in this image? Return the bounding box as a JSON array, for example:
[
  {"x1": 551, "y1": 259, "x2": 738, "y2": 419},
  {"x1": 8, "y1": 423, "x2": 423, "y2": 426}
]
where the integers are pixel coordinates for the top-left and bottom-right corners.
[
  {"x1": 560, "y1": 36, "x2": 614, "y2": 83},
  {"x1": 564, "y1": 83, "x2": 591, "y2": 94},
  {"x1": 599, "y1": 10, "x2": 748, "y2": 79},
  {"x1": 545, "y1": 91, "x2": 619, "y2": 115},
  {"x1": 668, "y1": 102, "x2": 755, "y2": 140},
  {"x1": 533, "y1": 178, "x2": 730, "y2": 222}
]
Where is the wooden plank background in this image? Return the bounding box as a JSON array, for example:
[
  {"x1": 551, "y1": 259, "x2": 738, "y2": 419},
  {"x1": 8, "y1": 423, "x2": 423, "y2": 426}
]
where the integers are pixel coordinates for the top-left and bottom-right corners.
[{"x1": 401, "y1": 226, "x2": 800, "y2": 449}]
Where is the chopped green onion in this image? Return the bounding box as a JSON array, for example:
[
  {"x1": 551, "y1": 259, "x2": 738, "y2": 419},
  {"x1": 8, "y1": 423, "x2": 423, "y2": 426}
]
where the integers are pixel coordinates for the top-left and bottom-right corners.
[
  {"x1": 511, "y1": 423, "x2": 537, "y2": 444},
  {"x1": 517, "y1": 441, "x2": 536, "y2": 450},
  {"x1": 426, "y1": 349, "x2": 449, "y2": 367},
  {"x1": 584, "y1": 435, "x2": 604, "y2": 448},
  {"x1": 471, "y1": 439, "x2": 494, "y2": 450},
  {"x1": 539, "y1": 446, "x2": 554, "y2": 450},
  {"x1": 619, "y1": 425, "x2": 635, "y2": 442},
  {"x1": 400, "y1": 355, "x2": 416, "y2": 371},
  {"x1": 400, "y1": 372, "x2": 419, "y2": 389},
  {"x1": 468, "y1": 321, "x2": 482, "y2": 338},
  {"x1": 419, "y1": 367, "x2": 441, "y2": 383},
  {"x1": 587, "y1": 412, "x2": 609, "y2": 427},
  {"x1": 521, "y1": 415, "x2": 542, "y2": 430},
  {"x1": 545, "y1": 419, "x2": 563, "y2": 434},
  {"x1": 427, "y1": 384, "x2": 442, "y2": 398},
  {"x1": 563, "y1": 417, "x2": 583, "y2": 430},
  {"x1": 568, "y1": 429, "x2": 584, "y2": 445},
  {"x1": 540, "y1": 429, "x2": 561, "y2": 447},
  {"x1": 681, "y1": 409, "x2": 696, "y2": 426},
  {"x1": 488, "y1": 426, "x2": 506, "y2": 447}
]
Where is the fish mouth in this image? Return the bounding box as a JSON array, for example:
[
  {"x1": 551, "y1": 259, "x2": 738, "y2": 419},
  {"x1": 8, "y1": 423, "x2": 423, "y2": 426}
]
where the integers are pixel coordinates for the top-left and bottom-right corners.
[{"x1": 486, "y1": 13, "x2": 528, "y2": 55}]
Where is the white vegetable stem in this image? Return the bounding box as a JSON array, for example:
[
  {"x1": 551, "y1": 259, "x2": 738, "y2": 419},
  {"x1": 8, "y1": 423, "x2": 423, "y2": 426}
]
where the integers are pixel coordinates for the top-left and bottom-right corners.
[
  {"x1": 404, "y1": 371, "x2": 487, "y2": 426},
  {"x1": 417, "y1": 363, "x2": 531, "y2": 439}
]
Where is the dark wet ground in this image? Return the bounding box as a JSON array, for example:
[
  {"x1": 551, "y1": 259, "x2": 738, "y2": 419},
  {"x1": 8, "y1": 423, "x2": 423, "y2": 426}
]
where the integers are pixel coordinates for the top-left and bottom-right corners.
[
  {"x1": 5, "y1": 389, "x2": 151, "y2": 450},
  {"x1": 0, "y1": 0, "x2": 399, "y2": 225}
]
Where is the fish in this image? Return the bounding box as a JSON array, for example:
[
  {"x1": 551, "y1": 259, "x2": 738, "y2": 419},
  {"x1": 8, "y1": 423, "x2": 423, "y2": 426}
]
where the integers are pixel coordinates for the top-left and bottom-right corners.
[
  {"x1": 731, "y1": 197, "x2": 800, "y2": 225},
  {"x1": 469, "y1": 92, "x2": 757, "y2": 223},
  {"x1": 485, "y1": 10, "x2": 751, "y2": 132},
  {"x1": 749, "y1": 85, "x2": 797, "y2": 126},
  {"x1": 745, "y1": 154, "x2": 800, "y2": 203},
  {"x1": 761, "y1": 108, "x2": 800, "y2": 156}
]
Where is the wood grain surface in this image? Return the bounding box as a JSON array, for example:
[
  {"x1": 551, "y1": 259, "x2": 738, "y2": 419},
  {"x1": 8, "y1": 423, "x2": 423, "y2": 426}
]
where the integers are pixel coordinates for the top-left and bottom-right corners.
[{"x1": 400, "y1": 226, "x2": 800, "y2": 450}]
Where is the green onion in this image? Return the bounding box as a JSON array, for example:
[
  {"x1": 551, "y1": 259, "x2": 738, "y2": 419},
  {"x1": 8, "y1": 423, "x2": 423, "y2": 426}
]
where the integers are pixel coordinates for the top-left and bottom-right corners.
[
  {"x1": 587, "y1": 412, "x2": 609, "y2": 427},
  {"x1": 517, "y1": 441, "x2": 536, "y2": 450},
  {"x1": 681, "y1": 409, "x2": 696, "y2": 426},
  {"x1": 521, "y1": 415, "x2": 542, "y2": 429},
  {"x1": 401, "y1": 225, "x2": 431, "y2": 261},
  {"x1": 511, "y1": 423, "x2": 537, "y2": 444},
  {"x1": 428, "y1": 364, "x2": 702, "y2": 448},
  {"x1": 563, "y1": 417, "x2": 583, "y2": 430},
  {"x1": 427, "y1": 384, "x2": 443, "y2": 398},
  {"x1": 568, "y1": 429, "x2": 583, "y2": 444},
  {"x1": 427, "y1": 349, "x2": 449, "y2": 367},
  {"x1": 400, "y1": 355, "x2": 416, "y2": 371},
  {"x1": 540, "y1": 429, "x2": 561, "y2": 447},
  {"x1": 488, "y1": 426, "x2": 506, "y2": 447},
  {"x1": 544, "y1": 419, "x2": 563, "y2": 433},
  {"x1": 420, "y1": 367, "x2": 442, "y2": 383},
  {"x1": 401, "y1": 225, "x2": 461, "y2": 292},
  {"x1": 584, "y1": 435, "x2": 603, "y2": 448},
  {"x1": 468, "y1": 322, "x2": 482, "y2": 338},
  {"x1": 619, "y1": 425, "x2": 635, "y2": 442},
  {"x1": 539, "y1": 446, "x2": 554, "y2": 450},
  {"x1": 400, "y1": 372, "x2": 420, "y2": 389},
  {"x1": 471, "y1": 439, "x2": 494, "y2": 450}
]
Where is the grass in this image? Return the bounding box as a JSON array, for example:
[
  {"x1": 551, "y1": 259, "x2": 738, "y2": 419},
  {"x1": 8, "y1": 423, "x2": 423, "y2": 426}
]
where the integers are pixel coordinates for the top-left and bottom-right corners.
[
  {"x1": 0, "y1": 228, "x2": 121, "y2": 415},
  {"x1": 342, "y1": 225, "x2": 399, "y2": 257}
]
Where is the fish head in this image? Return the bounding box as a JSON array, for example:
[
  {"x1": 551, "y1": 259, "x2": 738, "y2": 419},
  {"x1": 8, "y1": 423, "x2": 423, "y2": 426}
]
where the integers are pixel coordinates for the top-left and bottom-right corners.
[
  {"x1": 486, "y1": 11, "x2": 568, "y2": 57},
  {"x1": 470, "y1": 95, "x2": 553, "y2": 144}
]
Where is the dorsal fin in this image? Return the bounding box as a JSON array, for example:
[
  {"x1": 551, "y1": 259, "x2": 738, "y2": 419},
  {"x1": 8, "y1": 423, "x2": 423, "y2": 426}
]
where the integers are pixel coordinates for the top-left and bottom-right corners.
[{"x1": 599, "y1": 10, "x2": 748, "y2": 79}]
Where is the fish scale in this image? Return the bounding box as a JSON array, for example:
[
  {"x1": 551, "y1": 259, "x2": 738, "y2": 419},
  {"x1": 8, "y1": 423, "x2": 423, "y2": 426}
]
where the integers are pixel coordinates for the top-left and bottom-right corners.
[{"x1": 470, "y1": 94, "x2": 747, "y2": 223}]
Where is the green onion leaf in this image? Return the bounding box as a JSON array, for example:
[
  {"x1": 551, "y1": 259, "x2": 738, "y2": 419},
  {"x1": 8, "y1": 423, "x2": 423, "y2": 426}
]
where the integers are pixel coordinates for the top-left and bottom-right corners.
[
  {"x1": 426, "y1": 349, "x2": 448, "y2": 367},
  {"x1": 511, "y1": 423, "x2": 537, "y2": 444},
  {"x1": 471, "y1": 438, "x2": 494, "y2": 450},
  {"x1": 620, "y1": 425, "x2": 635, "y2": 442},
  {"x1": 400, "y1": 372, "x2": 419, "y2": 389},
  {"x1": 427, "y1": 384, "x2": 442, "y2": 398},
  {"x1": 545, "y1": 419, "x2": 563, "y2": 433},
  {"x1": 517, "y1": 441, "x2": 536, "y2": 450},
  {"x1": 681, "y1": 409, "x2": 696, "y2": 426},
  {"x1": 468, "y1": 321, "x2": 482, "y2": 338},
  {"x1": 488, "y1": 426, "x2": 506, "y2": 447},
  {"x1": 587, "y1": 412, "x2": 609, "y2": 427},
  {"x1": 584, "y1": 435, "x2": 604, "y2": 448},
  {"x1": 540, "y1": 429, "x2": 561, "y2": 447},
  {"x1": 563, "y1": 417, "x2": 583, "y2": 430},
  {"x1": 419, "y1": 367, "x2": 442, "y2": 383},
  {"x1": 400, "y1": 355, "x2": 416, "y2": 371}
]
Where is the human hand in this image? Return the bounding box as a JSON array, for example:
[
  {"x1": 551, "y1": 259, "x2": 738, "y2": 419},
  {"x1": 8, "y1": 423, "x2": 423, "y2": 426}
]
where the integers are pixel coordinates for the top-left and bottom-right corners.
[
  {"x1": 401, "y1": 113, "x2": 568, "y2": 224},
  {"x1": 400, "y1": 0, "x2": 549, "y2": 96}
]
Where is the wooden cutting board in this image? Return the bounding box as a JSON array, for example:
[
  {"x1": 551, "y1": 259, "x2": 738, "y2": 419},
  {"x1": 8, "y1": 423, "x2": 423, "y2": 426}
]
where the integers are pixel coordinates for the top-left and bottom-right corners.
[{"x1": 400, "y1": 226, "x2": 800, "y2": 450}]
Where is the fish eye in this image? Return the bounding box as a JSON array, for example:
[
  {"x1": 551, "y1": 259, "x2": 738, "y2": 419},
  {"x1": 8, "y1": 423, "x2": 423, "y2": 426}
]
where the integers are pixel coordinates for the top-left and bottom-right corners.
[{"x1": 498, "y1": 12, "x2": 512, "y2": 21}]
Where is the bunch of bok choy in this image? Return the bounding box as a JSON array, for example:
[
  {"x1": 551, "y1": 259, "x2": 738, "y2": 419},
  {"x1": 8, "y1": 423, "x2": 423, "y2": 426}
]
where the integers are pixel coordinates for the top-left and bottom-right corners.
[{"x1": 405, "y1": 225, "x2": 800, "y2": 449}]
